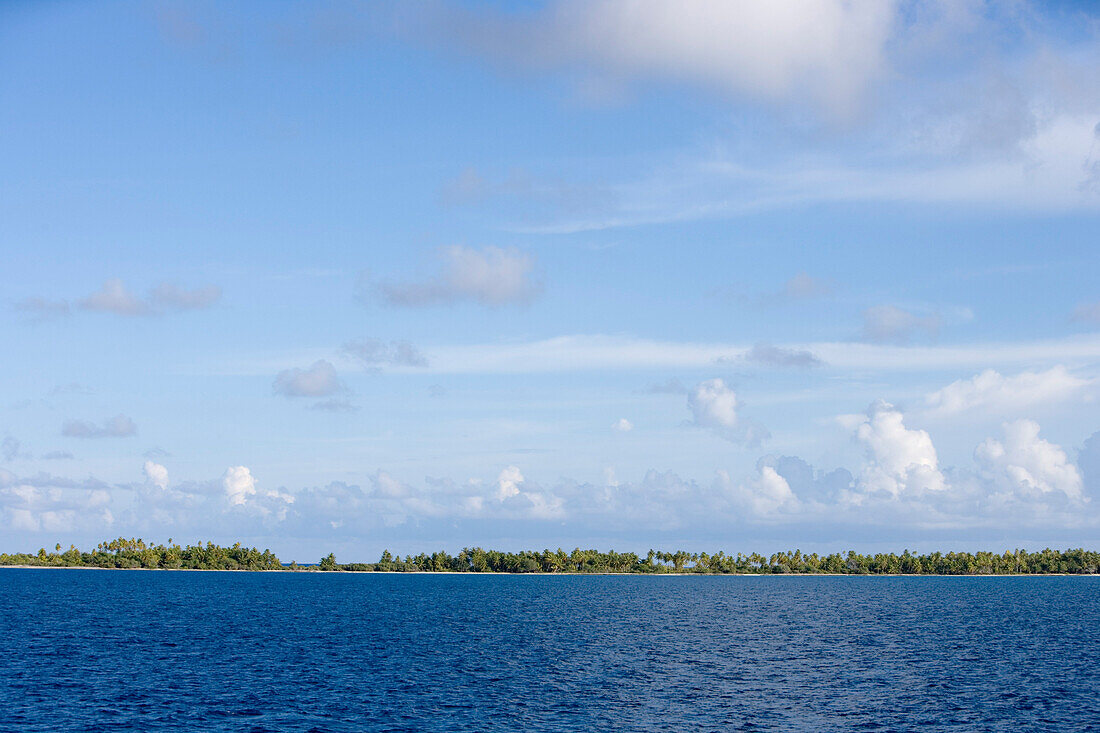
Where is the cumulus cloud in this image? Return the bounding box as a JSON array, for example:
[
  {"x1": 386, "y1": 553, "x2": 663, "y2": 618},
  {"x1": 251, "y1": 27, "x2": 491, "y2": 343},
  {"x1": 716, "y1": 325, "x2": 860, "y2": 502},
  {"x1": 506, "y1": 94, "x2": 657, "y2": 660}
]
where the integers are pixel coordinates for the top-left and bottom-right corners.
[
  {"x1": 495, "y1": 466, "x2": 524, "y2": 501},
  {"x1": 143, "y1": 461, "x2": 169, "y2": 490},
  {"x1": 378, "y1": 246, "x2": 540, "y2": 307},
  {"x1": 718, "y1": 465, "x2": 800, "y2": 517},
  {"x1": 757, "y1": 454, "x2": 853, "y2": 504},
  {"x1": 740, "y1": 343, "x2": 822, "y2": 368},
  {"x1": 612, "y1": 418, "x2": 633, "y2": 432},
  {"x1": 688, "y1": 378, "x2": 738, "y2": 428},
  {"x1": 861, "y1": 305, "x2": 941, "y2": 344},
  {"x1": 749, "y1": 465, "x2": 799, "y2": 514},
  {"x1": 62, "y1": 414, "x2": 137, "y2": 439},
  {"x1": 483, "y1": 466, "x2": 564, "y2": 519},
  {"x1": 853, "y1": 400, "x2": 945, "y2": 497},
  {"x1": 40, "y1": 450, "x2": 74, "y2": 461},
  {"x1": 0, "y1": 471, "x2": 113, "y2": 533},
  {"x1": 975, "y1": 420, "x2": 1083, "y2": 500},
  {"x1": 273, "y1": 360, "x2": 346, "y2": 398},
  {"x1": 687, "y1": 378, "x2": 767, "y2": 443},
  {"x1": 924, "y1": 366, "x2": 1092, "y2": 417},
  {"x1": 2, "y1": 439, "x2": 1097, "y2": 540},
  {"x1": 341, "y1": 338, "x2": 428, "y2": 368},
  {"x1": 222, "y1": 466, "x2": 257, "y2": 506}
]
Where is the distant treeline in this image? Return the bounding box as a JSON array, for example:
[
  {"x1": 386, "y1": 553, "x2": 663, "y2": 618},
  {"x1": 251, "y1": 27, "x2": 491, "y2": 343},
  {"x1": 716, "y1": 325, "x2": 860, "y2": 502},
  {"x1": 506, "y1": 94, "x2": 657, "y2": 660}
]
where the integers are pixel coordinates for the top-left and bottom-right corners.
[
  {"x1": 0, "y1": 538, "x2": 282, "y2": 571},
  {"x1": 3, "y1": 539, "x2": 1100, "y2": 575}
]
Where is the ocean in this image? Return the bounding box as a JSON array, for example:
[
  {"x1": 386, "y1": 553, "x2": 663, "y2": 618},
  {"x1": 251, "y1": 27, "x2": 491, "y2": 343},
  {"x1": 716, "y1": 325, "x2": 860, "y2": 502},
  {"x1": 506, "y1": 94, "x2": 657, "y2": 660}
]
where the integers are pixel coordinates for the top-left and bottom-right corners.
[{"x1": 2, "y1": 569, "x2": 1098, "y2": 731}]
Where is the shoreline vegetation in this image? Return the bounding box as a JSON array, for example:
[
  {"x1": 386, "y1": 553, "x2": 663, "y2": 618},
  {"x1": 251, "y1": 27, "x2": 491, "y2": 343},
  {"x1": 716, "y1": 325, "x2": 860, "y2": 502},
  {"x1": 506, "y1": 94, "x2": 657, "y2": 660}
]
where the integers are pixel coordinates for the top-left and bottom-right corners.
[{"x1": 2, "y1": 538, "x2": 1099, "y2": 575}]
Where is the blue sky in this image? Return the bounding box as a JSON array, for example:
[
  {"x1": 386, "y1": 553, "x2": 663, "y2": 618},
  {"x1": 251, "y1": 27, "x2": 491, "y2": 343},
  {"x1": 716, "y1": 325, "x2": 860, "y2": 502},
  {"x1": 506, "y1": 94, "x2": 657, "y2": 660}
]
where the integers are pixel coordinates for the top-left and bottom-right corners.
[{"x1": 3, "y1": 1, "x2": 1100, "y2": 560}]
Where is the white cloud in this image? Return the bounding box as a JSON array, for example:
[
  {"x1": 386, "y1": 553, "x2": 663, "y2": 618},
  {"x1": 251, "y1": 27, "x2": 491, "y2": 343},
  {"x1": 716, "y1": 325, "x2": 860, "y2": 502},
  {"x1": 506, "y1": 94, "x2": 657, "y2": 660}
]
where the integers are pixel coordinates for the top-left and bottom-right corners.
[
  {"x1": 390, "y1": 2, "x2": 1100, "y2": 234},
  {"x1": 223, "y1": 466, "x2": 257, "y2": 506},
  {"x1": 719, "y1": 465, "x2": 800, "y2": 517},
  {"x1": 372, "y1": 471, "x2": 410, "y2": 499},
  {"x1": 687, "y1": 378, "x2": 767, "y2": 444},
  {"x1": 689, "y1": 378, "x2": 738, "y2": 429},
  {"x1": 2, "y1": 438, "x2": 1098, "y2": 540},
  {"x1": 861, "y1": 305, "x2": 940, "y2": 344},
  {"x1": 0, "y1": 472, "x2": 113, "y2": 533},
  {"x1": 273, "y1": 360, "x2": 346, "y2": 398},
  {"x1": 143, "y1": 461, "x2": 169, "y2": 490},
  {"x1": 612, "y1": 418, "x2": 633, "y2": 432},
  {"x1": 751, "y1": 465, "x2": 798, "y2": 514},
  {"x1": 378, "y1": 246, "x2": 539, "y2": 307},
  {"x1": 495, "y1": 466, "x2": 524, "y2": 501},
  {"x1": 439, "y1": 0, "x2": 895, "y2": 117},
  {"x1": 483, "y1": 466, "x2": 565, "y2": 519},
  {"x1": 924, "y1": 366, "x2": 1092, "y2": 417},
  {"x1": 62, "y1": 414, "x2": 137, "y2": 439},
  {"x1": 975, "y1": 420, "x2": 1083, "y2": 500},
  {"x1": 853, "y1": 400, "x2": 945, "y2": 497}
]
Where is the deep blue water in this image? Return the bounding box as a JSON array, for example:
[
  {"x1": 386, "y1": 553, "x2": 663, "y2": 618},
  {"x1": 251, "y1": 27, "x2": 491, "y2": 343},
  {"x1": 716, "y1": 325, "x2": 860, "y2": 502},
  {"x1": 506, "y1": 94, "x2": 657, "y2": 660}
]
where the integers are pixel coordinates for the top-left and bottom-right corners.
[{"x1": 2, "y1": 571, "x2": 1099, "y2": 732}]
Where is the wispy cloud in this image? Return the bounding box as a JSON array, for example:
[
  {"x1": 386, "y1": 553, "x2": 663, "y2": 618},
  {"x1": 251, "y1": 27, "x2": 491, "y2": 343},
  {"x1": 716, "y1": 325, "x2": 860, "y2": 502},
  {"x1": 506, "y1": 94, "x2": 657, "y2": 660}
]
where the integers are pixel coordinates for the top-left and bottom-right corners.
[
  {"x1": 504, "y1": 116, "x2": 1100, "y2": 233},
  {"x1": 222, "y1": 333, "x2": 1100, "y2": 377},
  {"x1": 12, "y1": 297, "x2": 71, "y2": 321},
  {"x1": 62, "y1": 415, "x2": 138, "y2": 439},
  {"x1": 735, "y1": 343, "x2": 823, "y2": 368},
  {"x1": 860, "y1": 305, "x2": 941, "y2": 344},
  {"x1": 341, "y1": 339, "x2": 428, "y2": 369},
  {"x1": 17, "y1": 279, "x2": 221, "y2": 320}
]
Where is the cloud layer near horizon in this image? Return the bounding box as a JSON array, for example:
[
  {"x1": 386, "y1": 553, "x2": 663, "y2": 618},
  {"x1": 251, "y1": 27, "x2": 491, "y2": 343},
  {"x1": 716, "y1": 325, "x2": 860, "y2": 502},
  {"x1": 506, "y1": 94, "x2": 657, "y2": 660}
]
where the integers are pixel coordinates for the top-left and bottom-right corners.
[{"x1": 4, "y1": 391, "x2": 1096, "y2": 543}]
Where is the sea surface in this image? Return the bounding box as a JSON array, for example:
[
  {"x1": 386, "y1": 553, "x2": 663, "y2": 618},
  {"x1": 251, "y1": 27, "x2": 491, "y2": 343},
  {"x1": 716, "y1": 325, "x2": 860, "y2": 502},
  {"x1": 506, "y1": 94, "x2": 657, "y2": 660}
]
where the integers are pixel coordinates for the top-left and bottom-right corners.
[{"x1": 1, "y1": 570, "x2": 1098, "y2": 732}]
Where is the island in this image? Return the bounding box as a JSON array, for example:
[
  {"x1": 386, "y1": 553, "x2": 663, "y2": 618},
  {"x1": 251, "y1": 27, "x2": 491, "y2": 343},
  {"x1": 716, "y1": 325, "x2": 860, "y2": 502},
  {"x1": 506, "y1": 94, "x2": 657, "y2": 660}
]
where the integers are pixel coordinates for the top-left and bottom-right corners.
[{"x1": 2, "y1": 538, "x2": 1098, "y2": 574}]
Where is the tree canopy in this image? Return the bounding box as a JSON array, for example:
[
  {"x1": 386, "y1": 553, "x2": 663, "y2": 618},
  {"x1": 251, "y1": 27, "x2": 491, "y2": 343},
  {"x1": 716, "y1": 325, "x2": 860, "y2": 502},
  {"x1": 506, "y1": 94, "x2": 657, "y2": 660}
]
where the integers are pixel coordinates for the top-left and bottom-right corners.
[{"x1": 3, "y1": 540, "x2": 1099, "y2": 575}]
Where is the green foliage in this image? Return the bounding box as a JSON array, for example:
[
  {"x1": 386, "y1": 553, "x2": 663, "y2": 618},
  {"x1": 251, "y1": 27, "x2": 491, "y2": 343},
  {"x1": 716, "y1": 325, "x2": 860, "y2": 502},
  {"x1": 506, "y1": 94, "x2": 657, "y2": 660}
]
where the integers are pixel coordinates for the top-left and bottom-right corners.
[
  {"x1": 0, "y1": 537, "x2": 282, "y2": 571},
  {"x1": 1, "y1": 541, "x2": 1099, "y2": 575}
]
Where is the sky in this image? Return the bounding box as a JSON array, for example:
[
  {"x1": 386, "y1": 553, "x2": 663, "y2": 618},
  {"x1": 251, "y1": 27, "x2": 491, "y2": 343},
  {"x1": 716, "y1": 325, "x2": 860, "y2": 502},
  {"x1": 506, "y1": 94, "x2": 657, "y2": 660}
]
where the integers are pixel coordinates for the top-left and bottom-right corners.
[{"x1": 2, "y1": 0, "x2": 1100, "y2": 561}]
